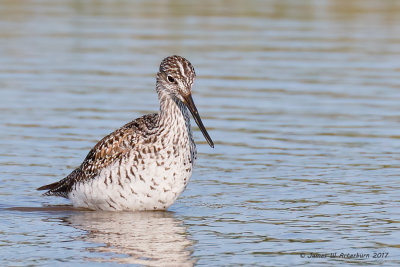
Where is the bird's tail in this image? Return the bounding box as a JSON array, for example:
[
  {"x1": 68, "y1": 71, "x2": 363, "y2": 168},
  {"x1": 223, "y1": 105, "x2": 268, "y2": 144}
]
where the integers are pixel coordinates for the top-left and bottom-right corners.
[
  {"x1": 37, "y1": 171, "x2": 77, "y2": 198},
  {"x1": 37, "y1": 181, "x2": 61, "y2": 191}
]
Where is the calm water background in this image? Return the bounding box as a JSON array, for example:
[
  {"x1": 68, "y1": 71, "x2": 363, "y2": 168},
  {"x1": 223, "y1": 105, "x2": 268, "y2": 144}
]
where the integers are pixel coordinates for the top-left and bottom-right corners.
[{"x1": 1, "y1": 0, "x2": 400, "y2": 266}]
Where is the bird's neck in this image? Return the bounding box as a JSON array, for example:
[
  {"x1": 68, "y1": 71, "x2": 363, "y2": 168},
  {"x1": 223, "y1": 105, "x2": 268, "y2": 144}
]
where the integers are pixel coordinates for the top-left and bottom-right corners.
[
  {"x1": 157, "y1": 88, "x2": 191, "y2": 131},
  {"x1": 155, "y1": 83, "x2": 196, "y2": 160}
]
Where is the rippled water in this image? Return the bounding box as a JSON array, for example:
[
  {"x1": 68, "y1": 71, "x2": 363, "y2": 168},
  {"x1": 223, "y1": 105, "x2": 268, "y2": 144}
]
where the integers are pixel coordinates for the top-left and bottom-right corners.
[{"x1": 1, "y1": 0, "x2": 400, "y2": 266}]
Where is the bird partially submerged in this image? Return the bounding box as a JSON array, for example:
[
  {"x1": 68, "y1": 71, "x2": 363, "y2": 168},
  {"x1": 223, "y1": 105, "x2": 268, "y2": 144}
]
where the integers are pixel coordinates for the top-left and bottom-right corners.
[{"x1": 38, "y1": 55, "x2": 214, "y2": 211}]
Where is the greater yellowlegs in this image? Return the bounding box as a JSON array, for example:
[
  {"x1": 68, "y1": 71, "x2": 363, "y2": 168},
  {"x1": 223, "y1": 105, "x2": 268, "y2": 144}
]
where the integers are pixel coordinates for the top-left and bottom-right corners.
[{"x1": 37, "y1": 55, "x2": 214, "y2": 211}]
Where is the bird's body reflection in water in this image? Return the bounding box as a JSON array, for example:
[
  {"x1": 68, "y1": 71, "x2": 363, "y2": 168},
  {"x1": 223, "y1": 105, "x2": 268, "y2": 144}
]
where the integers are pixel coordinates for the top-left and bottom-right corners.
[{"x1": 65, "y1": 211, "x2": 196, "y2": 266}]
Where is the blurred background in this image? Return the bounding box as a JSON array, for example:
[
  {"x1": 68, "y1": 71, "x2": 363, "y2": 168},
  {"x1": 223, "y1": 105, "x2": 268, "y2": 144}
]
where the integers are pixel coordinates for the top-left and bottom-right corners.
[{"x1": 1, "y1": 0, "x2": 400, "y2": 266}]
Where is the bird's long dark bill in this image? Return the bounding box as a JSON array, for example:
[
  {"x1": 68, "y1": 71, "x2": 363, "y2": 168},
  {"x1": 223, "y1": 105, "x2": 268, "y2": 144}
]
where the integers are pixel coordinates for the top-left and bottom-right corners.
[{"x1": 183, "y1": 94, "x2": 214, "y2": 148}]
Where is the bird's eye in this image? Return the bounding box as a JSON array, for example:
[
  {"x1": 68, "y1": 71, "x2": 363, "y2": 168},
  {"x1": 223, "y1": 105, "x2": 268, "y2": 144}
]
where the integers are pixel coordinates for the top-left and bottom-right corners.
[{"x1": 167, "y1": 75, "x2": 175, "y2": 83}]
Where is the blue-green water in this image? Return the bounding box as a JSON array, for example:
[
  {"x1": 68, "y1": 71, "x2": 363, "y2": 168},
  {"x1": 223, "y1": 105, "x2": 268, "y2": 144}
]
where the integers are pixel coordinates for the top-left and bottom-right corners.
[{"x1": 1, "y1": 0, "x2": 400, "y2": 266}]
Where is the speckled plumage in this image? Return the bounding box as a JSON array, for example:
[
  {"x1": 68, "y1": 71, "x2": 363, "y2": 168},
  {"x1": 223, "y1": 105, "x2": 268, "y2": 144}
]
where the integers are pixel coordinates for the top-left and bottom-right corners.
[{"x1": 38, "y1": 55, "x2": 214, "y2": 211}]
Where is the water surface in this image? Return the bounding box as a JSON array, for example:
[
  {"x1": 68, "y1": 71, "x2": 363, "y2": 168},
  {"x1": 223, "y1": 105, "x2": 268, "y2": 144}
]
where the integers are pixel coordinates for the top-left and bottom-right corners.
[{"x1": 1, "y1": 0, "x2": 400, "y2": 266}]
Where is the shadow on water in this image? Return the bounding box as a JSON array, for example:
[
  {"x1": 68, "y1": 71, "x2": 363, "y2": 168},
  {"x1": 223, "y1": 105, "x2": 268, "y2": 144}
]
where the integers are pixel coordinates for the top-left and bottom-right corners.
[
  {"x1": 5, "y1": 206, "x2": 196, "y2": 266},
  {"x1": 7, "y1": 205, "x2": 87, "y2": 213}
]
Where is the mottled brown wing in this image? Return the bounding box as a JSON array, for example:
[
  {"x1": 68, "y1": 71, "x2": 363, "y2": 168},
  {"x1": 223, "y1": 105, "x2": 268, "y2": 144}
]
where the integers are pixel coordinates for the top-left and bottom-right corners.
[
  {"x1": 37, "y1": 113, "x2": 159, "y2": 197},
  {"x1": 78, "y1": 126, "x2": 138, "y2": 179}
]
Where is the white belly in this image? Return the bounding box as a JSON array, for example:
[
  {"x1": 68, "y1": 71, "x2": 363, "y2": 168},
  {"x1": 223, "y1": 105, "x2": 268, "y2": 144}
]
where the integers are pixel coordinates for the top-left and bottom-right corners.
[{"x1": 68, "y1": 144, "x2": 195, "y2": 211}]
